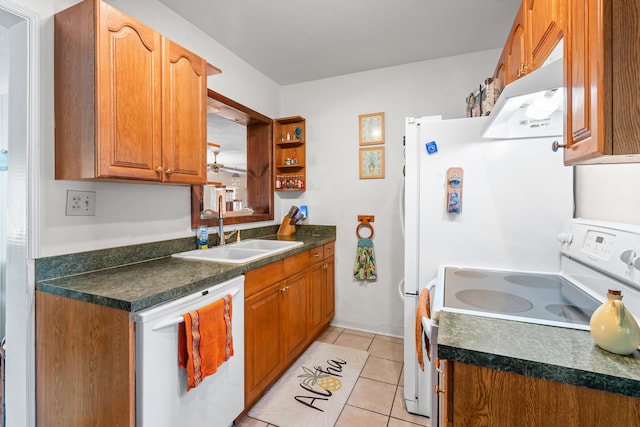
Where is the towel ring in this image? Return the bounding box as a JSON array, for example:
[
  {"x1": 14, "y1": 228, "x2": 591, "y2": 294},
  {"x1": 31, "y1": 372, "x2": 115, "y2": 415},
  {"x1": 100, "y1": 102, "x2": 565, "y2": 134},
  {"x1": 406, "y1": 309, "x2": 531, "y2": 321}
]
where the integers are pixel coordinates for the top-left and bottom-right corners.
[{"x1": 356, "y1": 222, "x2": 374, "y2": 239}]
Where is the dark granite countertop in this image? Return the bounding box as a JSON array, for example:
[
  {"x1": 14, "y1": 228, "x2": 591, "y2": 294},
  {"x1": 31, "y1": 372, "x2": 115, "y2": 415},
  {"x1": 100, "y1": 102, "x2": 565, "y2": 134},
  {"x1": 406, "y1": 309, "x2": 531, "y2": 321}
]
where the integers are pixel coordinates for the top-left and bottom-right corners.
[
  {"x1": 36, "y1": 226, "x2": 335, "y2": 312},
  {"x1": 437, "y1": 311, "x2": 640, "y2": 398}
]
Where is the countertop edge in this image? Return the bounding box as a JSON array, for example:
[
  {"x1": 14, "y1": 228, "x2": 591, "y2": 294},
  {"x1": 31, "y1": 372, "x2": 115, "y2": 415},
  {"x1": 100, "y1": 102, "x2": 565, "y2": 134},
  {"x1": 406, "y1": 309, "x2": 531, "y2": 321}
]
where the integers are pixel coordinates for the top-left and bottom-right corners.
[{"x1": 36, "y1": 233, "x2": 335, "y2": 312}]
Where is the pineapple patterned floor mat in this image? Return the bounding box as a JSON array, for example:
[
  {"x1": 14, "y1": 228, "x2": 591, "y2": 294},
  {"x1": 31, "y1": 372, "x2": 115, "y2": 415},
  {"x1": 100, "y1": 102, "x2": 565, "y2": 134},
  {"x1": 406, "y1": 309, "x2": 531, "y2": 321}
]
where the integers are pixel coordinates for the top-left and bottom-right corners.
[{"x1": 248, "y1": 342, "x2": 369, "y2": 427}]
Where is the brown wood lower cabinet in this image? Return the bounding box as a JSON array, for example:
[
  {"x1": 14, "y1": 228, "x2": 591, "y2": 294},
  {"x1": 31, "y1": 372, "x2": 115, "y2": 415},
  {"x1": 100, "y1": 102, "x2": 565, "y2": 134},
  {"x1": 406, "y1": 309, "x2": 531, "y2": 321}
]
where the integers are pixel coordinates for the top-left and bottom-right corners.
[
  {"x1": 281, "y1": 271, "x2": 308, "y2": 364},
  {"x1": 444, "y1": 361, "x2": 640, "y2": 426},
  {"x1": 244, "y1": 241, "x2": 335, "y2": 411},
  {"x1": 35, "y1": 292, "x2": 135, "y2": 427}
]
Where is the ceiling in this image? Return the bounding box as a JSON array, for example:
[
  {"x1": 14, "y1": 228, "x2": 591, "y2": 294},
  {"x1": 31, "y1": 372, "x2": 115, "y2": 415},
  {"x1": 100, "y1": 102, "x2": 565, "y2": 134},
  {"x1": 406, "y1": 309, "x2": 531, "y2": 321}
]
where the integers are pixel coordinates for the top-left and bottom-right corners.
[{"x1": 158, "y1": 0, "x2": 521, "y2": 85}]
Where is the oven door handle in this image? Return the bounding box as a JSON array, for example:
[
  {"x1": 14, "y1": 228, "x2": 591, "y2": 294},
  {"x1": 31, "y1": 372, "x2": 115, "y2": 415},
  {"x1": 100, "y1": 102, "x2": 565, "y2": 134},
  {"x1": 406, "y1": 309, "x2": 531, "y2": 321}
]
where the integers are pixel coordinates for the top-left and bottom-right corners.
[
  {"x1": 421, "y1": 316, "x2": 431, "y2": 340},
  {"x1": 151, "y1": 287, "x2": 240, "y2": 331},
  {"x1": 421, "y1": 279, "x2": 435, "y2": 339}
]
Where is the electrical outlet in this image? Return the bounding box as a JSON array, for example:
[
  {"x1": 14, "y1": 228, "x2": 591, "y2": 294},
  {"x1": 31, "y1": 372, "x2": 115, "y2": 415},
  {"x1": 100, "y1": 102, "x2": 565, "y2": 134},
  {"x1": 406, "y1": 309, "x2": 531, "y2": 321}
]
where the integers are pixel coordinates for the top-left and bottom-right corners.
[{"x1": 66, "y1": 190, "x2": 96, "y2": 216}]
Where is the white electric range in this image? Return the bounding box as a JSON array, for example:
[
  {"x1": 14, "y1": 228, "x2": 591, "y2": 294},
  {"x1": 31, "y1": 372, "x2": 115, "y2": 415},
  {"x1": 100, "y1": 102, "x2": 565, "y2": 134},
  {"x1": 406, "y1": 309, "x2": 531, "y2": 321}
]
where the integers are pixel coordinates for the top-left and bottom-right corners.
[{"x1": 425, "y1": 218, "x2": 640, "y2": 425}]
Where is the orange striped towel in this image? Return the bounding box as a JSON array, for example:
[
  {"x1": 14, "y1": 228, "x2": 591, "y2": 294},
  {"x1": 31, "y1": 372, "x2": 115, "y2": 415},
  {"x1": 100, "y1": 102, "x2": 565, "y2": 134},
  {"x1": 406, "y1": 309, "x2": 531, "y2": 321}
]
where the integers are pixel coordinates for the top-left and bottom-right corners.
[
  {"x1": 415, "y1": 287, "x2": 431, "y2": 371},
  {"x1": 178, "y1": 294, "x2": 233, "y2": 391}
]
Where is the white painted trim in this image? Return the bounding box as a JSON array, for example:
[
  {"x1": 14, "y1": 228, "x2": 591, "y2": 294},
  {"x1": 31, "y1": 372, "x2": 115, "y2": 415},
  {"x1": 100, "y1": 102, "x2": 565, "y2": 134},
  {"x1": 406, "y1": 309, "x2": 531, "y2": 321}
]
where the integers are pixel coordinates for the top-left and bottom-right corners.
[
  {"x1": 0, "y1": 0, "x2": 40, "y2": 260},
  {"x1": 0, "y1": 2, "x2": 39, "y2": 427}
]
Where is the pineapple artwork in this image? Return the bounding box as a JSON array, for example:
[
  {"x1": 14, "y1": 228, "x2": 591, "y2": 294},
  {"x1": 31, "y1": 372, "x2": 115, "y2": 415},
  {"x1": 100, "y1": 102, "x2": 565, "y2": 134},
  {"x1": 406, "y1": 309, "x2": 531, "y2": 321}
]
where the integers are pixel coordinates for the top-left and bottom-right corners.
[
  {"x1": 299, "y1": 366, "x2": 343, "y2": 392},
  {"x1": 294, "y1": 358, "x2": 348, "y2": 412}
]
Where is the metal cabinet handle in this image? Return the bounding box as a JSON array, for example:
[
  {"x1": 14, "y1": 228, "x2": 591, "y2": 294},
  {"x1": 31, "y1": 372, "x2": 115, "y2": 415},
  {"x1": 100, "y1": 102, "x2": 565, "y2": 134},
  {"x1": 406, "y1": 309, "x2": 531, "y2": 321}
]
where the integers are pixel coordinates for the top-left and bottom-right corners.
[
  {"x1": 517, "y1": 63, "x2": 532, "y2": 77},
  {"x1": 165, "y1": 169, "x2": 173, "y2": 177},
  {"x1": 434, "y1": 385, "x2": 446, "y2": 395},
  {"x1": 155, "y1": 167, "x2": 163, "y2": 175},
  {"x1": 551, "y1": 140, "x2": 567, "y2": 152}
]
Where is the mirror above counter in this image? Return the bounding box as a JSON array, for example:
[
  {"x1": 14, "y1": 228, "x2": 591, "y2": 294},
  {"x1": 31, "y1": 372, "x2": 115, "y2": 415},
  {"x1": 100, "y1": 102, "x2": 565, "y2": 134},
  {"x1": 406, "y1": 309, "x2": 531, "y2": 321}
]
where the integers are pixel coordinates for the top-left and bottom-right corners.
[{"x1": 191, "y1": 90, "x2": 274, "y2": 229}]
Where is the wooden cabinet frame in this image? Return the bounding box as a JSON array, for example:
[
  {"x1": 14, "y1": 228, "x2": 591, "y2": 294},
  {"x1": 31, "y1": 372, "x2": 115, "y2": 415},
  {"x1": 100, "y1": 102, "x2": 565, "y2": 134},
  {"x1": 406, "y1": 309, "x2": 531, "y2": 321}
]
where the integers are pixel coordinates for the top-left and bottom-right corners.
[{"x1": 190, "y1": 90, "x2": 274, "y2": 228}]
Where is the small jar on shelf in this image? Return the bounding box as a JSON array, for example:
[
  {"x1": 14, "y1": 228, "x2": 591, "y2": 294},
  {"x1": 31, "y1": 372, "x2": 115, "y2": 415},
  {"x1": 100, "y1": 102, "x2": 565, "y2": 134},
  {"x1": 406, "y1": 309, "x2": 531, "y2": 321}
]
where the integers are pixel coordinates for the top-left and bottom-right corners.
[{"x1": 275, "y1": 174, "x2": 305, "y2": 191}]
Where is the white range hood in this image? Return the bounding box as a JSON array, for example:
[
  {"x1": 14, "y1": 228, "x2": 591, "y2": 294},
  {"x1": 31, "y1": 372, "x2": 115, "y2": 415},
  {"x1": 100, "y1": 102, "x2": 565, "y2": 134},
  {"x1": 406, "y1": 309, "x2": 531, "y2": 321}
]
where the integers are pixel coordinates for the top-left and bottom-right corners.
[{"x1": 482, "y1": 43, "x2": 564, "y2": 140}]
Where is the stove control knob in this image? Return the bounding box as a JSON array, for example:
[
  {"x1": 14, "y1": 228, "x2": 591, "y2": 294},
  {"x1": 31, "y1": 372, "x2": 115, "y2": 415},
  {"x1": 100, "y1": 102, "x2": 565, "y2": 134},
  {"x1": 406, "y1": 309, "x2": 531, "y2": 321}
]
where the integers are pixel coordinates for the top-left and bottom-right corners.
[
  {"x1": 633, "y1": 256, "x2": 640, "y2": 271},
  {"x1": 557, "y1": 233, "x2": 573, "y2": 245},
  {"x1": 620, "y1": 249, "x2": 636, "y2": 266}
]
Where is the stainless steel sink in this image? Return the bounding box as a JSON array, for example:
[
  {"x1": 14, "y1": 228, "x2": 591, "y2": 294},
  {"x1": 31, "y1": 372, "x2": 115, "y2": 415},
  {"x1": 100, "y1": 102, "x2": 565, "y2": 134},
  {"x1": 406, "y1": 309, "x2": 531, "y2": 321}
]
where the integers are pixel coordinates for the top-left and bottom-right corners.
[{"x1": 172, "y1": 239, "x2": 303, "y2": 264}]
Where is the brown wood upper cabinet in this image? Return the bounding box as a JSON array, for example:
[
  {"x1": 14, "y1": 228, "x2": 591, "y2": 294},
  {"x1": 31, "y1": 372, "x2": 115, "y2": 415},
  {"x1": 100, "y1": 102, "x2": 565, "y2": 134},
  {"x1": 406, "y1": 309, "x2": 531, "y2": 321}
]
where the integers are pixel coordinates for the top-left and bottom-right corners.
[
  {"x1": 54, "y1": 0, "x2": 220, "y2": 184},
  {"x1": 563, "y1": 0, "x2": 640, "y2": 164},
  {"x1": 505, "y1": 2, "x2": 527, "y2": 84},
  {"x1": 526, "y1": 0, "x2": 563, "y2": 71},
  {"x1": 501, "y1": 0, "x2": 563, "y2": 86}
]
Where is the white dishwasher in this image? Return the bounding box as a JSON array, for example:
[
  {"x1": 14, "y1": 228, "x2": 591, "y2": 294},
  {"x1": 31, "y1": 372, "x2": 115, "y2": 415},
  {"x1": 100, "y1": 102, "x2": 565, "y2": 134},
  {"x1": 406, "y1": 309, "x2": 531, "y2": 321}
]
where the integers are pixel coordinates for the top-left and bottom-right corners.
[{"x1": 133, "y1": 275, "x2": 245, "y2": 427}]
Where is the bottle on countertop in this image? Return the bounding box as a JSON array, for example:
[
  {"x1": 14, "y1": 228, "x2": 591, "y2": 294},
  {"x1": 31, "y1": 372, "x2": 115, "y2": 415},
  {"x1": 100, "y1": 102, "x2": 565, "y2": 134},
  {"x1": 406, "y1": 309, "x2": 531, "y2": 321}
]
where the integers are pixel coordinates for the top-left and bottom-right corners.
[
  {"x1": 196, "y1": 226, "x2": 209, "y2": 250},
  {"x1": 589, "y1": 289, "x2": 640, "y2": 355}
]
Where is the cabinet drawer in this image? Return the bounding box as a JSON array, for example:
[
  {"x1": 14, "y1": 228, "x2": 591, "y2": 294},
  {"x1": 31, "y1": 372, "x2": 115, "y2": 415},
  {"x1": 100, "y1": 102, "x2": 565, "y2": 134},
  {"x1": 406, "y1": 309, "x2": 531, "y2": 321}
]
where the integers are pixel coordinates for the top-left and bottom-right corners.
[
  {"x1": 244, "y1": 261, "x2": 283, "y2": 297},
  {"x1": 323, "y1": 242, "x2": 335, "y2": 258},
  {"x1": 309, "y1": 246, "x2": 323, "y2": 264},
  {"x1": 283, "y1": 251, "x2": 310, "y2": 278}
]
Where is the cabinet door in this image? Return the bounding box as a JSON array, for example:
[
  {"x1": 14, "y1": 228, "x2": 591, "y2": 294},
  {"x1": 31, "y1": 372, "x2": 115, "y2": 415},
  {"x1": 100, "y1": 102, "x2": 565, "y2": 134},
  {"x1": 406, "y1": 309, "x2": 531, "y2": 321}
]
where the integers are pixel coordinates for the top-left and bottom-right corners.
[
  {"x1": 526, "y1": 0, "x2": 563, "y2": 69},
  {"x1": 324, "y1": 256, "x2": 335, "y2": 323},
  {"x1": 564, "y1": 0, "x2": 608, "y2": 164},
  {"x1": 162, "y1": 39, "x2": 207, "y2": 184},
  {"x1": 36, "y1": 292, "x2": 134, "y2": 427},
  {"x1": 452, "y1": 362, "x2": 640, "y2": 425},
  {"x1": 307, "y1": 262, "x2": 324, "y2": 340},
  {"x1": 281, "y1": 272, "x2": 307, "y2": 364},
  {"x1": 505, "y1": 3, "x2": 529, "y2": 83},
  {"x1": 97, "y1": 2, "x2": 163, "y2": 181},
  {"x1": 245, "y1": 286, "x2": 282, "y2": 406}
]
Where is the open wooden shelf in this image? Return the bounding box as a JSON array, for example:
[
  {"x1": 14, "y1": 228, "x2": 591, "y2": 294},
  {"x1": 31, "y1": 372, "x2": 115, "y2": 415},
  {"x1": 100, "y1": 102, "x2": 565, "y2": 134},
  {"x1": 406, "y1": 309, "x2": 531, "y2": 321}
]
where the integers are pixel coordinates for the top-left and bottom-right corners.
[{"x1": 274, "y1": 116, "x2": 306, "y2": 192}]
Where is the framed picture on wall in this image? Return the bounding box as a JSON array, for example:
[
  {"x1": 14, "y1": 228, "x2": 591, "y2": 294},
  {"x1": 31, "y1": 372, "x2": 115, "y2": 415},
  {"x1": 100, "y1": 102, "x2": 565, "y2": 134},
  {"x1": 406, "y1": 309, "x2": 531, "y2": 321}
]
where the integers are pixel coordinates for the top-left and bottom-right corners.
[
  {"x1": 359, "y1": 112, "x2": 385, "y2": 145},
  {"x1": 359, "y1": 147, "x2": 385, "y2": 179}
]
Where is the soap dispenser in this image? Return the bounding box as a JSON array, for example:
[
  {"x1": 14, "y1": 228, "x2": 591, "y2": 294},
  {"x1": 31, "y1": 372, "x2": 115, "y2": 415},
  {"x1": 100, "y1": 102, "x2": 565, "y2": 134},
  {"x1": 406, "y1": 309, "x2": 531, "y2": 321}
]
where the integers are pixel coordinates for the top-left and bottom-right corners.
[{"x1": 589, "y1": 289, "x2": 640, "y2": 355}]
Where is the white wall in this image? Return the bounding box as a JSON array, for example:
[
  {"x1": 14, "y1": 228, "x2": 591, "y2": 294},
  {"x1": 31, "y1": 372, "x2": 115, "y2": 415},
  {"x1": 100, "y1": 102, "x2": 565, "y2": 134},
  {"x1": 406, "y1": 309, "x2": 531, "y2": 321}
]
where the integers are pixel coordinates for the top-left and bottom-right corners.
[
  {"x1": 36, "y1": 0, "x2": 503, "y2": 336},
  {"x1": 35, "y1": 0, "x2": 282, "y2": 257},
  {"x1": 575, "y1": 164, "x2": 640, "y2": 225},
  {"x1": 278, "y1": 50, "x2": 502, "y2": 336}
]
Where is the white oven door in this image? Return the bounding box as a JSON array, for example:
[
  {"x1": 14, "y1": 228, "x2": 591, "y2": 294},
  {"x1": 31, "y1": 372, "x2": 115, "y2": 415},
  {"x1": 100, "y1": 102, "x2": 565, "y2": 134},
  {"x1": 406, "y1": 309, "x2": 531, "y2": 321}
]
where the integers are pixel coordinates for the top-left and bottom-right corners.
[{"x1": 134, "y1": 276, "x2": 245, "y2": 427}]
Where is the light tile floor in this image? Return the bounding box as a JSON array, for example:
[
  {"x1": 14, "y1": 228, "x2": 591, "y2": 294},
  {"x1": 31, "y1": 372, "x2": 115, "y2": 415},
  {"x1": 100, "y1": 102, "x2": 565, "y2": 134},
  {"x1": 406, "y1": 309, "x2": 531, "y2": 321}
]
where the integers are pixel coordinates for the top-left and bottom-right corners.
[{"x1": 236, "y1": 327, "x2": 430, "y2": 427}]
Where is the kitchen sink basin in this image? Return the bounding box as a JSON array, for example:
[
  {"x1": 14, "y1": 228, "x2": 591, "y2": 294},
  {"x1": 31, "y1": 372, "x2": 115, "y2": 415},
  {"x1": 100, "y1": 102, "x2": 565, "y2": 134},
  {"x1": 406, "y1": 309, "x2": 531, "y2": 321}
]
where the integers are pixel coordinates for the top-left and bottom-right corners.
[{"x1": 172, "y1": 239, "x2": 303, "y2": 264}]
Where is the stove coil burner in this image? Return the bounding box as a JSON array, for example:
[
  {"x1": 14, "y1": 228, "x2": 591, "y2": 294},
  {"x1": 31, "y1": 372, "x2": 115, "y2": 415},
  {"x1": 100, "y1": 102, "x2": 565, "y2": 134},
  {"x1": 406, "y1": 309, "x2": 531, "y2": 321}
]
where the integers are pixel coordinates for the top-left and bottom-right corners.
[
  {"x1": 504, "y1": 274, "x2": 562, "y2": 289},
  {"x1": 455, "y1": 289, "x2": 533, "y2": 313},
  {"x1": 545, "y1": 304, "x2": 594, "y2": 323}
]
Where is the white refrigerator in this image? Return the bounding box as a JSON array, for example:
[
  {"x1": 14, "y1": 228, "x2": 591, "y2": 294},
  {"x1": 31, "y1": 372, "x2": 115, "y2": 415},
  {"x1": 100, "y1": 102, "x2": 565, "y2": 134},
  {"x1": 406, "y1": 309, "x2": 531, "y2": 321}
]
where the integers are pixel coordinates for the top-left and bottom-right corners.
[{"x1": 402, "y1": 116, "x2": 573, "y2": 417}]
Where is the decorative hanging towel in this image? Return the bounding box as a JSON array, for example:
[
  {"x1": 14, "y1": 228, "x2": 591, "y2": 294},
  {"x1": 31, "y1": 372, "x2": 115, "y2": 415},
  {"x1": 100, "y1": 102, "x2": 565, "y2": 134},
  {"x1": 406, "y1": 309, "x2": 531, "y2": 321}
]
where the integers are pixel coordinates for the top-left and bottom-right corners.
[{"x1": 353, "y1": 238, "x2": 377, "y2": 280}]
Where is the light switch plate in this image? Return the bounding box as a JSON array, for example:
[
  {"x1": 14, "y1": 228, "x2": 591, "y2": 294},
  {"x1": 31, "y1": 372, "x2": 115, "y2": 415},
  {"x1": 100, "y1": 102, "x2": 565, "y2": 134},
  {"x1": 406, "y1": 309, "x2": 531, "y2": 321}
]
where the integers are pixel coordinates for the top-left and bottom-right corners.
[{"x1": 66, "y1": 190, "x2": 96, "y2": 216}]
